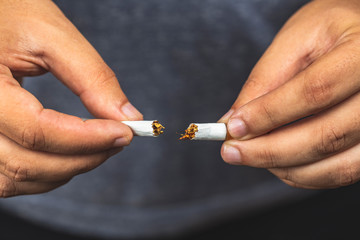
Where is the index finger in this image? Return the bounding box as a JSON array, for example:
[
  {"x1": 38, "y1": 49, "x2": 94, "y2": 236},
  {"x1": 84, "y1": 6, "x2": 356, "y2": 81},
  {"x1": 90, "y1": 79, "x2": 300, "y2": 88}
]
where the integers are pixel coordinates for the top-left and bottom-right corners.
[
  {"x1": 33, "y1": 4, "x2": 143, "y2": 121},
  {"x1": 0, "y1": 70, "x2": 133, "y2": 154},
  {"x1": 227, "y1": 40, "x2": 360, "y2": 140}
]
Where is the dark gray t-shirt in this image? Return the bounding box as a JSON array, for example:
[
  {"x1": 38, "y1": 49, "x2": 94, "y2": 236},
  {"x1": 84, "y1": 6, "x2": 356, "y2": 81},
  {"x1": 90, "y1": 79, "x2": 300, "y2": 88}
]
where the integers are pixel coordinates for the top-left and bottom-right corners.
[{"x1": 0, "y1": 0, "x2": 311, "y2": 238}]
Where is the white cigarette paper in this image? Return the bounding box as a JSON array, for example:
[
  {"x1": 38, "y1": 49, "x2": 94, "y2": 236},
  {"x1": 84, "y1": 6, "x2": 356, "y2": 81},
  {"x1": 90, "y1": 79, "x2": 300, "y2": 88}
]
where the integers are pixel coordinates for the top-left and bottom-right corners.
[
  {"x1": 193, "y1": 123, "x2": 227, "y2": 140},
  {"x1": 81, "y1": 119, "x2": 164, "y2": 137},
  {"x1": 122, "y1": 120, "x2": 164, "y2": 137},
  {"x1": 180, "y1": 123, "x2": 227, "y2": 141}
]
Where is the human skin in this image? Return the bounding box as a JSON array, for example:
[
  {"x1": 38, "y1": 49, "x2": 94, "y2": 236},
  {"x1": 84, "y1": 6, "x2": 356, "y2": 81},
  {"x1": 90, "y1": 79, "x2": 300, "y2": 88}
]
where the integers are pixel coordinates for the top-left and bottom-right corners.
[
  {"x1": 220, "y1": 0, "x2": 360, "y2": 189},
  {"x1": 0, "y1": 0, "x2": 142, "y2": 197}
]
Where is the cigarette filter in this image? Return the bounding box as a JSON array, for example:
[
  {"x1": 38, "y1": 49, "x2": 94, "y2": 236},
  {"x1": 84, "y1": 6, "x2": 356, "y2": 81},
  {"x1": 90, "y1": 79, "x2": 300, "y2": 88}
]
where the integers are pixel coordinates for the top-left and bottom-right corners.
[{"x1": 179, "y1": 123, "x2": 227, "y2": 141}]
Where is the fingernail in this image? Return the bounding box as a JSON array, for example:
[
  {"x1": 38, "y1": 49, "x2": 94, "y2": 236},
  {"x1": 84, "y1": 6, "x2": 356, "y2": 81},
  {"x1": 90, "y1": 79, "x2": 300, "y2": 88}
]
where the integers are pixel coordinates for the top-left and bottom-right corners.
[
  {"x1": 228, "y1": 118, "x2": 247, "y2": 139},
  {"x1": 121, "y1": 102, "x2": 143, "y2": 120},
  {"x1": 222, "y1": 144, "x2": 241, "y2": 163},
  {"x1": 219, "y1": 109, "x2": 234, "y2": 122},
  {"x1": 113, "y1": 137, "x2": 130, "y2": 147}
]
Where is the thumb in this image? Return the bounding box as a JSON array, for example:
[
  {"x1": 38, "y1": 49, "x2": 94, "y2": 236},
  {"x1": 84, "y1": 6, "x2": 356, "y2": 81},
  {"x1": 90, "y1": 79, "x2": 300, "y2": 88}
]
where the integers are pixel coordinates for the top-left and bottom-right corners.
[{"x1": 38, "y1": 12, "x2": 142, "y2": 121}]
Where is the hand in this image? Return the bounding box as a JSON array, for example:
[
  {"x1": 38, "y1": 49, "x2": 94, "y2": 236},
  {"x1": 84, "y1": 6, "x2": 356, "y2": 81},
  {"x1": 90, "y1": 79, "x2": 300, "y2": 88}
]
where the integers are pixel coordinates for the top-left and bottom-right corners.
[
  {"x1": 0, "y1": 0, "x2": 142, "y2": 197},
  {"x1": 220, "y1": 0, "x2": 360, "y2": 189}
]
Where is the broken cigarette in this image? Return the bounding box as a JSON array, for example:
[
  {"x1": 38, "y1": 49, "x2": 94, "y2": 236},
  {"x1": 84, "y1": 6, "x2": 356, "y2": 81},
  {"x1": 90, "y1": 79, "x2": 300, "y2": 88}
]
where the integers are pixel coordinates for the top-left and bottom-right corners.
[
  {"x1": 122, "y1": 120, "x2": 165, "y2": 137},
  {"x1": 81, "y1": 118, "x2": 165, "y2": 137},
  {"x1": 179, "y1": 123, "x2": 227, "y2": 141}
]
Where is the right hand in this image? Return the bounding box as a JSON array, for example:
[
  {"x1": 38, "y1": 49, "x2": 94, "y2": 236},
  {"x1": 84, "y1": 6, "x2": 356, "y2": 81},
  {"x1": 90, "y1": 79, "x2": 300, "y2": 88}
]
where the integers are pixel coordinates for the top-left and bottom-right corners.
[
  {"x1": 0, "y1": 0, "x2": 143, "y2": 197},
  {"x1": 220, "y1": 0, "x2": 360, "y2": 189}
]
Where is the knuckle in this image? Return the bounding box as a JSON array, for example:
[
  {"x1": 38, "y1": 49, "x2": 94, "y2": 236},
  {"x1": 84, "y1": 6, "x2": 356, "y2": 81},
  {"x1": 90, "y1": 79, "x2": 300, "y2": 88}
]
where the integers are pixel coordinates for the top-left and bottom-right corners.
[
  {"x1": 244, "y1": 75, "x2": 274, "y2": 95},
  {"x1": 302, "y1": 70, "x2": 333, "y2": 108},
  {"x1": 282, "y1": 167, "x2": 293, "y2": 181},
  {"x1": 255, "y1": 148, "x2": 279, "y2": 168},
  {"x1": 21, "y1": 124, "x2": 46, "y2": 151},
  {"x1": 93, "y1": 68, "x2": 116, "y2": 89},
  {"x1": 244, "y1": 76, "x2": 264, "y2": 92},
  {"x1": 3, "y1": 160, "x2": 31, "y2": 182},
  {"x1": 337, "y1": 160, "x2": 359, "y2": 187},
  {"x1": 239, "y1": 100, "x2": 276, "y2": 136},
  {"x1": 71, "y1": 142, "x2": 90, "y2": 155},
  {"x1": 260, "y1": 103, "x2": 276, "y2": 127},
  {"x1": 0, "y1": 179, "x2": 16, "y2": 198},
  {"x1": 314, "y1": 124, "x2": 346, "y2": 156}
]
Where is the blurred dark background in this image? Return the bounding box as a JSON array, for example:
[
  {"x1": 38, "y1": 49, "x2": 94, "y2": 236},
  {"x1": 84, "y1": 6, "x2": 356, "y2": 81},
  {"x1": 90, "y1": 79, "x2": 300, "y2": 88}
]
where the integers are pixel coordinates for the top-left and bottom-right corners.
[
  {"x1": 1, "y1": 1, "x2": 360, "y2": 239},
  {"x1": 1, "y1": 182, "x2": 360, "y2": 240}
]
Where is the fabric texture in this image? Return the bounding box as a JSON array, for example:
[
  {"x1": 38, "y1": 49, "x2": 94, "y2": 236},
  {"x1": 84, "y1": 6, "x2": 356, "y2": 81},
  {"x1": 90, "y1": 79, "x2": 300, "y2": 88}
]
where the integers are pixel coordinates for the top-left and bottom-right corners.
[{"x1": 0, "y1": 0, "x2": 311, "y2": 238}]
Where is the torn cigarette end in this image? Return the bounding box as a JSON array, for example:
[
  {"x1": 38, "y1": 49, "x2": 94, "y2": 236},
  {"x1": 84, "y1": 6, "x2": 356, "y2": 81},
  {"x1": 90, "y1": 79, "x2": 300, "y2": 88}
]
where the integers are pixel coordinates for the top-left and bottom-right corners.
[
  {"x1": 179, "y1": 123, "x2": 198, "y2": 140},
  {"x1": 152, "y1": 120, "x2": 165, "y2": 136},
  {"x1": 122, "y1": 120, "x2": 165, "y2": 137},
  {"x1": 179, "y1": 123, "x2": 227, "y2": 141}
]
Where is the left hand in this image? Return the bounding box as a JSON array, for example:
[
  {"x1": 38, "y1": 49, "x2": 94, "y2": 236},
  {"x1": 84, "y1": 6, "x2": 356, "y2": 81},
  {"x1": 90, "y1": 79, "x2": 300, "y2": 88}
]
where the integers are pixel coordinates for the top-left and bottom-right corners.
[
  {"x1": 0, "y1": 0, "x2": 142, "y2": 197},
  {"x1": 220, "y1": 0, "x2": 360, "y2": 189}
]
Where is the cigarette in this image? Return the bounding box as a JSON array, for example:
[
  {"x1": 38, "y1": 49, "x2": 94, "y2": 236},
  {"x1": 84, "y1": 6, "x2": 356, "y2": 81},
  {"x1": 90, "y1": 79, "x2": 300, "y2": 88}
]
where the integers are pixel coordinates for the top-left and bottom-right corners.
[
  {"x1": 81, "y1": 118, "x2": 165, "y2": 137},
  {"x1": 122, "y1": 120, "x2": 165, "y2": 137},
  {"x1": 179, "y1": 123, "x2": 227, "y2": 141}
]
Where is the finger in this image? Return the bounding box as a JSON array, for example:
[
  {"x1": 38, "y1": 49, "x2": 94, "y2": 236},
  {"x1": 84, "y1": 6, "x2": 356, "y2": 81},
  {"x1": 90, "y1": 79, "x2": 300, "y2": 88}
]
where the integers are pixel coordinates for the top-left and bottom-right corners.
[
  {"x1": 14, "y1": 76, "x2": 23, "y2": 85},
  {"x1": 227, "y1": 39, "x2": 360, "y2": 140},
  {"x1": 0, "y1": 70, "x2": 133, "y2": 154},
  {"x1": 0, "y1": 173, "x2": 69, "y2": 198},
  {"x1": 32, "y1": 5, "x2": 142, "y2": 121},
  {"x1": 278, "y1": 179, "x2": 321, "y2": 190},
  {"x1": 221, "y1": 92, "x2": 360, "y2": 168},
  {"x1": 219, "y1": 6, "x2": 334, "y2": 122},
  {"x1": 0, "y1": 133, "x2": 121, "y2": 182},
  {"x1": 219, "y1": 36, "x2": 305, "y2": 123},
  {"x1": 269, "y1": 142, "x2": 360, "y2": 189}
]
